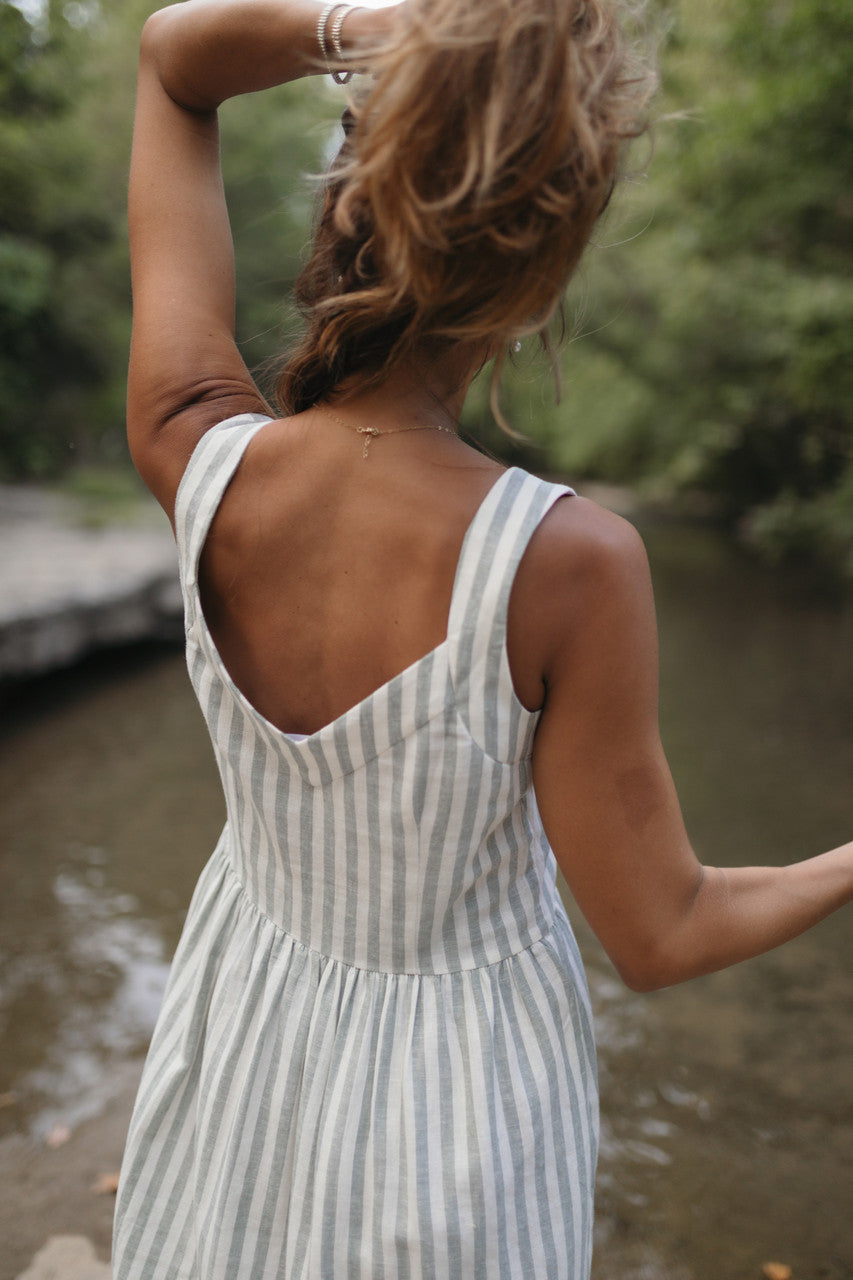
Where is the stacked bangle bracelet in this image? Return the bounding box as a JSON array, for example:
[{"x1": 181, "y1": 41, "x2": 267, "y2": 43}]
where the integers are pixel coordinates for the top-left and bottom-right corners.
[{"x1": 317, "y1": 2, "x2": 363, "y2": 85}]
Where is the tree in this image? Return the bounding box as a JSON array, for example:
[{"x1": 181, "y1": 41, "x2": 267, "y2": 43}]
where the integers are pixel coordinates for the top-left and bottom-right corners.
[
  {"x1": 0, "y1": 0, "x2": 109, "y2": 476},
  {"x1": 0, "y1": 0, "x2": 336, "y2": 479},
  {"x1": 531, "y1": 0, "x2": 853, "y2": 573}
]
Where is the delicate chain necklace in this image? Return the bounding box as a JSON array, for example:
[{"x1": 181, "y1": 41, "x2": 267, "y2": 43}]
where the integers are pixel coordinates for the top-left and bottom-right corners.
[{"x1": 320, "y1": 407, "x2": 459, "y2": 459}]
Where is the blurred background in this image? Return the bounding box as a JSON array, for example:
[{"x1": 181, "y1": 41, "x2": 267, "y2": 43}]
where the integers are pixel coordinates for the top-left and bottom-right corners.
[
  {"x1": 0, "y1": 0, "x2": 851, "y2": 1277},
  {"x1": 2, "y1": 0, "x2": 852, "y2": 572}
]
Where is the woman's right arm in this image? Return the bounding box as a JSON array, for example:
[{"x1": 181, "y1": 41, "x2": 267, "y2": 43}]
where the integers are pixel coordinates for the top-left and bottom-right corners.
[
  {"x1": 127, "y1": 0, "x2": 393, "y2": 517},
  {"x1": 526, "y1": 499, "x2": 853, "y2": 992},
  {"x1": 141, "y1": 0, "x2": 389, "y2": 113}
]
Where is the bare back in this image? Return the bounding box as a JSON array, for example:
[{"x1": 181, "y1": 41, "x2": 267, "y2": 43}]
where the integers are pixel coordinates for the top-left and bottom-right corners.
[{"x1": 196, "y1": 410, "x2": 519, "y2": 736}]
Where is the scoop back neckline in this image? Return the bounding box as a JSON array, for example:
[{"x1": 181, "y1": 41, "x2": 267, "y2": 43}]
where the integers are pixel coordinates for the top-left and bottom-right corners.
[{"x1": 191, "y1": 453, "x2": 520, "y2": 748}]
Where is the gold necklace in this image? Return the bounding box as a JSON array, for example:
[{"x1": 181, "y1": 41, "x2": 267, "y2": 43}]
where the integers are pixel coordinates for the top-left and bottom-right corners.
[{"x1": 320, "y1": 407, "x2": 459, "y2": 459}]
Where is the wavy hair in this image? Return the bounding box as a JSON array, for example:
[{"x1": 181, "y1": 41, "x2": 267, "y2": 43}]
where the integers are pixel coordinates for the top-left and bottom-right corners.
[{"x1": 276, "y1": 0, "x2": 655, "y2": 423}]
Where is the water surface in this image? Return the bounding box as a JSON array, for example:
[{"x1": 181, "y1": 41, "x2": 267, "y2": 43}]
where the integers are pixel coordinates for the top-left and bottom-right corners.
[{"x1": 0, "y1": 518, "x2": 851, "y2": 1279}]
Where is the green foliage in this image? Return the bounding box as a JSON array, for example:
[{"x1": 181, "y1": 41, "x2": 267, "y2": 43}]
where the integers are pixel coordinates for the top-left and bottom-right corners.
[
  {"x1": 0, "y1": 0, "x2": 335, "y2": 479},
  {"x1": 1, "y1": 0, "x2": 851, "y2": 576},
  {"x1": 517, "y1": 0, "x2": 853, "y2": 573},
  {"x1": 222, "y1": 81, "x2": 341, "y2": 387},
  {"x1": 0, "y1": 2, "x2": 87, "y2": 474},
  {"x1": 56, "y1": 462, "x2": 152, "y2": 527}
]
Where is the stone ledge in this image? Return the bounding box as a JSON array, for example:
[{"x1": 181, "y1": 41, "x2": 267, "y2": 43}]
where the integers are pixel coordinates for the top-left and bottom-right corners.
[
  {"x1": 14, "y1": 1236, "x2": 110, "y2": 1280},
  {"x1": 0, "y1": 488, "x2": 182, "y2": 681}
]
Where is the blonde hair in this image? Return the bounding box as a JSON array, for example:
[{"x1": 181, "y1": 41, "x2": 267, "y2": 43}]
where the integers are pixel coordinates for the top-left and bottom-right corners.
[{"x1": 276, "y1": 0, "x2": 654, "y2": 422}]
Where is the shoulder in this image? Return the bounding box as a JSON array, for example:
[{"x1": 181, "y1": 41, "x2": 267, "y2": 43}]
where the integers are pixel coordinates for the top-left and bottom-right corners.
[
  {"x1": 516, "y1": 489, "x2": 650, "y2": 616},
  {"x1": 508, "y1": 489, "x2": 652, "y2": 705}
]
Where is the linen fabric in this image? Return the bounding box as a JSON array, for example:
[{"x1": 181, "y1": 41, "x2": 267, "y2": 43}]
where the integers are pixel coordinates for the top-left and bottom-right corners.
[{"x1": 112, "y1": 413, "x2": 599, "y2": 1279}]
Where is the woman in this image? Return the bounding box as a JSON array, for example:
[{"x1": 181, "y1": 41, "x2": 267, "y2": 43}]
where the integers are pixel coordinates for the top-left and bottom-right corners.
[{"x1": 113, "y1": 0, "x2": 853, "y2": 1276}]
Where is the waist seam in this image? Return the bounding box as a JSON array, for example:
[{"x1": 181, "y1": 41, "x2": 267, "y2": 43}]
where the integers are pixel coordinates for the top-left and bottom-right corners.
[{"x1": 217, "y1": 839, "x2": 558, "y2": 979}]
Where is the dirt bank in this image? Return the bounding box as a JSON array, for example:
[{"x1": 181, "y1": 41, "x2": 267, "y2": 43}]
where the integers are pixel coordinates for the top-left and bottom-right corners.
[{"x1": 1, "y1": 1062, "x2": 141, "y2": 1280}]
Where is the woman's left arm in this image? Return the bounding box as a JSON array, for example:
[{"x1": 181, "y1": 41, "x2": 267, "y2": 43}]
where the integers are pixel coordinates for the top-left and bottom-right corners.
[{"x1": 127, "y1": 0, "x2": 383, "y2": 518}]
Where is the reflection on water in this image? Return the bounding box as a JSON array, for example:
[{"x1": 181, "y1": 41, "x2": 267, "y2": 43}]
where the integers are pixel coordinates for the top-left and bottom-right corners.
[
  {"x1": 0, "y1": 647, "x2": 223, "y2": 1137},
  {"x1": 0, "y1": 519, "x2": 851, "y2": 1279},
  {"x1": 5, "y1": 860, "x2": 167, "y2": 1136}
]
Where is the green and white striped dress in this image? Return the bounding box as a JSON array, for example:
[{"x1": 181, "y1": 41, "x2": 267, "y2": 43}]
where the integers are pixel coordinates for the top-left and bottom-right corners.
[{"x1": 113, "y1": 414, "x2": 599, "y2": 1279}]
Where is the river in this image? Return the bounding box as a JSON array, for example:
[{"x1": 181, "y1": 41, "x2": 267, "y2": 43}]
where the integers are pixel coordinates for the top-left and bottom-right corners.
[{"x1": 1, "y1": 513, "x2": 851, "y2": 1280}]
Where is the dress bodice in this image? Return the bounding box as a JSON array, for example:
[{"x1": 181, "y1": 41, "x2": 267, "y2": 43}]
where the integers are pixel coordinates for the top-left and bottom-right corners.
[{"x1": 175, "y1": 414, "x2": 574, "y2": 975}]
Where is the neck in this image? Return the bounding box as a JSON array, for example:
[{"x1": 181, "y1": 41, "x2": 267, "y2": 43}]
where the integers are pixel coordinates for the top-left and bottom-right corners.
[{"x1": 325, "y1": 341, "x2": 487, "y2": 430}]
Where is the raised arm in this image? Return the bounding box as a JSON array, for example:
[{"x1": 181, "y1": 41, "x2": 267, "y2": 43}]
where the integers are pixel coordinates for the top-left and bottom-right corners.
[
  {"x1": 127, "y1": 0, "x2": 389, "y2": 517},
  {"x1": 524, "y1": 499, "x2": 853, "y2": 992}
]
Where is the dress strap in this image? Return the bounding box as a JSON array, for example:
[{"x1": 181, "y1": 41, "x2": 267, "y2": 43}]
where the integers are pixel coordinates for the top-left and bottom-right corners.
[
  {"x1": 447, "y1": 466, "x2": 574, "y2": 762},
  {"x1": 173, "y1": 413, "x2": 273, "y2": 604}
]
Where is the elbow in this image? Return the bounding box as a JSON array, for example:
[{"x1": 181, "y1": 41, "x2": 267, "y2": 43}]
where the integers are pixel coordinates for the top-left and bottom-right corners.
[
  {"x1": 614, "y1": 955, "x2": 672, "y2": 994},
  {"x1": 618, "y1": 968, "x2": 675, "y2": 995},
  {"x1": 139, "y1": 9, "x2": 205, "y2": 107},
  {"x1": 610, "y1": 934, "x2": 693, "y2": 994},
  {"x1": 614, "y1": 867, "x2": 711, "y2": 993},
  {"x1": 139, "y1": 9, "x2": 172, "y2": 62}
]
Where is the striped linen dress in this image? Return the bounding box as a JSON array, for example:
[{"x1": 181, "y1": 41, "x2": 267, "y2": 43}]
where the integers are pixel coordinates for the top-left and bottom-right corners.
[{"x1": 113, "y1": 413, "x2": 599, "y2": 1280}]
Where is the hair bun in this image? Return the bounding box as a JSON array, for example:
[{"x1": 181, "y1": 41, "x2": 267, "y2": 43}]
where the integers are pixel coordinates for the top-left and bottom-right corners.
[{"x1": 277, "y1": 0, "x2": 655, "y2": 427}]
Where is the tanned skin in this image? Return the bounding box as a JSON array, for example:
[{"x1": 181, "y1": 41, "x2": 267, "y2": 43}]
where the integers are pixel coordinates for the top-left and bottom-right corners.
[{"x1": 129, "y1": 0, "x2": 853, "y2": 994}]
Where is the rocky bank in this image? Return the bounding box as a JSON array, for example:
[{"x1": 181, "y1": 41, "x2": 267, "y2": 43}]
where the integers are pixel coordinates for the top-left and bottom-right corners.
[{"x1": 0, "y1": 485, "x2": 181, "y2": 683}]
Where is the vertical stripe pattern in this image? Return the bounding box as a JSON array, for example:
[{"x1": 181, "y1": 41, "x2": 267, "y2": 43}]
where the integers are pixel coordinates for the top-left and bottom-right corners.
[{"x1": 113, "y1": 414, "x2": 599, "y2": 1279}]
